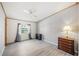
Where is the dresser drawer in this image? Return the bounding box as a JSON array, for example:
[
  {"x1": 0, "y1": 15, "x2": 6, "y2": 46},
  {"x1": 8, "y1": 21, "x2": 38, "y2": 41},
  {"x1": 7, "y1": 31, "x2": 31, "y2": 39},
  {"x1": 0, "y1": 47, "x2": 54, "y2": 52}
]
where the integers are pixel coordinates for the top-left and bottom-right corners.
[
  {"x1": 58, "y1": 38, "x2": 73, "y2": 44},
  {"x1": 59, "y1": 43, "x2": 73, "y2": 49},
  {"x1": 58, "y1": 45, "x2": 73, "y2": 54},
  {"x1": 58, "y1": 41, "x2": 73, "y2": 46}
]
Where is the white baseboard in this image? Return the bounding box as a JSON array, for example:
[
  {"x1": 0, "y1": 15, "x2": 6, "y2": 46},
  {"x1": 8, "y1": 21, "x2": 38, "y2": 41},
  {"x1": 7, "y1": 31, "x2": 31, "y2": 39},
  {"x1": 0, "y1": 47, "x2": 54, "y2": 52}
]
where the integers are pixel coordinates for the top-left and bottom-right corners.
[
  {"x1": 0, "y1": 47, "x2": 5, "y2": 56},
  {"x1": 2, "y1": 47, "x2": 5, "y2": 56},
  {"x1": 44, "y1": 39, "x2": 78, "y2": 55},
  {"x1": 44, "y1": 39, "x2": 58, "y2": 46},
  {"x1": 75, "y1": 50, "x2": 78, "y2": 55}
]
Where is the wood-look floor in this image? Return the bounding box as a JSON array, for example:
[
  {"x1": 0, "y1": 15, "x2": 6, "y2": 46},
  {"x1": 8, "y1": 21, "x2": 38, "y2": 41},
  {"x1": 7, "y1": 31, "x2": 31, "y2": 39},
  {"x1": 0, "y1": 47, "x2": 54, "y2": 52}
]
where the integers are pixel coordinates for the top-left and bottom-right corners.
[{"x1": 3, "y1": 39, "x2": 72, "y2": 56}]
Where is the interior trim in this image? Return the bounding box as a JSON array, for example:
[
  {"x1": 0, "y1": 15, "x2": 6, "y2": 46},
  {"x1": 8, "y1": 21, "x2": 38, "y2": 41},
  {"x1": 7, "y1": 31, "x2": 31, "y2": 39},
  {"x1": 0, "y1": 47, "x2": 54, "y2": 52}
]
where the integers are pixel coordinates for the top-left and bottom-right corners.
[
  {"x1": 0, "y1": 2, "x2": 7, "y2": 17},
  {"x1": 5, "y1": 17, "x2": 8, "y2": 46},
  {"x1": 0, "y1": 2, "x2": 37, "y2": 23},
  {"x1": 1, "y1": 2, "x2": 78, "y2": 23},
  {"x1": 37, "y1": 3, "x2": 78, "y2": 23},
  {"x1": 7, "y1": 17, "x2": 37, "y2": 23},
  {"x1": 0, "y1": 3, "x2": 8, "y2": 46},
  {"x1": 44, "y1": 39, "x2": 58, "y2": 46},
  {"x1": 2, "y1": 47, "x2": 5, "y2": 56}
]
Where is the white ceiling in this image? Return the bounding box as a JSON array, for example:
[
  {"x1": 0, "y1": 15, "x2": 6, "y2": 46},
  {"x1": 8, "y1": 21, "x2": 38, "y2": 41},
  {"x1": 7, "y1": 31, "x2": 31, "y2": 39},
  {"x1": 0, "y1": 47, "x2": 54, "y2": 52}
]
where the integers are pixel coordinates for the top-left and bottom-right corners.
[{"x1": 2, "y1": 2, "x2": 75, "y2": 22}]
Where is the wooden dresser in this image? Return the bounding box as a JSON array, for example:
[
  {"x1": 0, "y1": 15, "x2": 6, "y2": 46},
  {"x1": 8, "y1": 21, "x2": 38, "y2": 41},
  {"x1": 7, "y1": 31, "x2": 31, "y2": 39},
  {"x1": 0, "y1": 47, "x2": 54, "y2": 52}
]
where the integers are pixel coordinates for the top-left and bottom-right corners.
[{"x1": 58, "y1": 37, "x2": 74, "y2": 55}]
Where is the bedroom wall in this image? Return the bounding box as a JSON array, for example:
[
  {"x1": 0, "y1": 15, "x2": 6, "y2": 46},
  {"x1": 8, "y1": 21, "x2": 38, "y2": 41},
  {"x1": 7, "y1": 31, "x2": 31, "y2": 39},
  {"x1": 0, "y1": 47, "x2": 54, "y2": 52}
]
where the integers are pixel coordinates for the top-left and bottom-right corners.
[
  {"x1": 0, "y1": 4, "x2": 5, "y2": 55},
  {"x1": 38, "y1": 4, "x2": 79, "y2": 53},
  {"x1": 77, "y1": 4, "x2": 79, "y2": 56},
  {"x1": 7, "y1": 19, "x2": 36, "y2": 44}
]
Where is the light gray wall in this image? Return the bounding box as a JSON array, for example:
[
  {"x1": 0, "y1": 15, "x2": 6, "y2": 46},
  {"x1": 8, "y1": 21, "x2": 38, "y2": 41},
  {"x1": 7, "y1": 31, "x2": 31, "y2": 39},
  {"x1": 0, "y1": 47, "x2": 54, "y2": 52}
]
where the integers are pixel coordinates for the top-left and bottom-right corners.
[
  {"x1": 38, "y1": 4, "x2": 79, "y2": 53},
  {"x1": 7, "y1": 19, "x2": 36, "y2": 43},
  {"x1": 0, "y1": 4, "x2": 5, "y2": 55}
]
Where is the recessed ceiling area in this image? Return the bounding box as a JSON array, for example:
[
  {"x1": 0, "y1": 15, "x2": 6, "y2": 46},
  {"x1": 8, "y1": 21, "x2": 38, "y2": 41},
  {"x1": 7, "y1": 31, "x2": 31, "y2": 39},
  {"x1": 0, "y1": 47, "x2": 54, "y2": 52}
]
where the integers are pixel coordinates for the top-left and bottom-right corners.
[{"x1": 2, "y1": 2, "x2": 76, "y2": 22}]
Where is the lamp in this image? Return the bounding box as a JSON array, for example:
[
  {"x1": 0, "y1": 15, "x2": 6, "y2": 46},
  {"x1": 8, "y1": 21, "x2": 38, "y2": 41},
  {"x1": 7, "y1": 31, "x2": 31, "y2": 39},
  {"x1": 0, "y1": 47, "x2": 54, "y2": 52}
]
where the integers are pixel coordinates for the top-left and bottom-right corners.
[{"x1": 63, "y1": 25, "x2": 71, "y2": 38}]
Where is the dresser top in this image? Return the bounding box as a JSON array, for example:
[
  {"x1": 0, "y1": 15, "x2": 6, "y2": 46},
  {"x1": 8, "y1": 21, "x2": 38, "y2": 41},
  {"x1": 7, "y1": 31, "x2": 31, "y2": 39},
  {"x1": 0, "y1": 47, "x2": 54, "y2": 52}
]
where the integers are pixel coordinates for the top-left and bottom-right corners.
[{"x1": 58, "y1": 37, "x2": 74, "y2": 40}]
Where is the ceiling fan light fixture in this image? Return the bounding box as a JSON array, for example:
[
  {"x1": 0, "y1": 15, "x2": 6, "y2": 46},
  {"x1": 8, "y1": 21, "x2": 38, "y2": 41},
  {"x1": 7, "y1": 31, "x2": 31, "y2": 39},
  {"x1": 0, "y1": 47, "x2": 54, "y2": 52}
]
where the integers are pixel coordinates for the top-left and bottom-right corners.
[
  {"x1": 24, "y1": 10, "x2": 30, "y2": 14},
  {"x1": 24, "y1": 9, "x2": 37, "y2": 18}
]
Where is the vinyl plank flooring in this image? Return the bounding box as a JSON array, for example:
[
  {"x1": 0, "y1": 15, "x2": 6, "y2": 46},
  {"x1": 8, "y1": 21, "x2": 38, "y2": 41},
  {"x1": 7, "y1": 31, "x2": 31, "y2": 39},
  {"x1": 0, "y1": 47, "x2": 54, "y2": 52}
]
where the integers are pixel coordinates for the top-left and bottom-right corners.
[{"x1": 3, "y1": 39, "x2": 72, "y2": 56}]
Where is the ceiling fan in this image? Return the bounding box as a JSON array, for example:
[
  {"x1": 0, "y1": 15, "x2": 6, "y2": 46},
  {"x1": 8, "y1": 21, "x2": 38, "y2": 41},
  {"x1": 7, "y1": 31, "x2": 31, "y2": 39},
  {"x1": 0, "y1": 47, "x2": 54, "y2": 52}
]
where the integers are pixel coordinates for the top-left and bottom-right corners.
[{"x1": 24, "y1": 9, "x2": 37, "y2": 17}]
